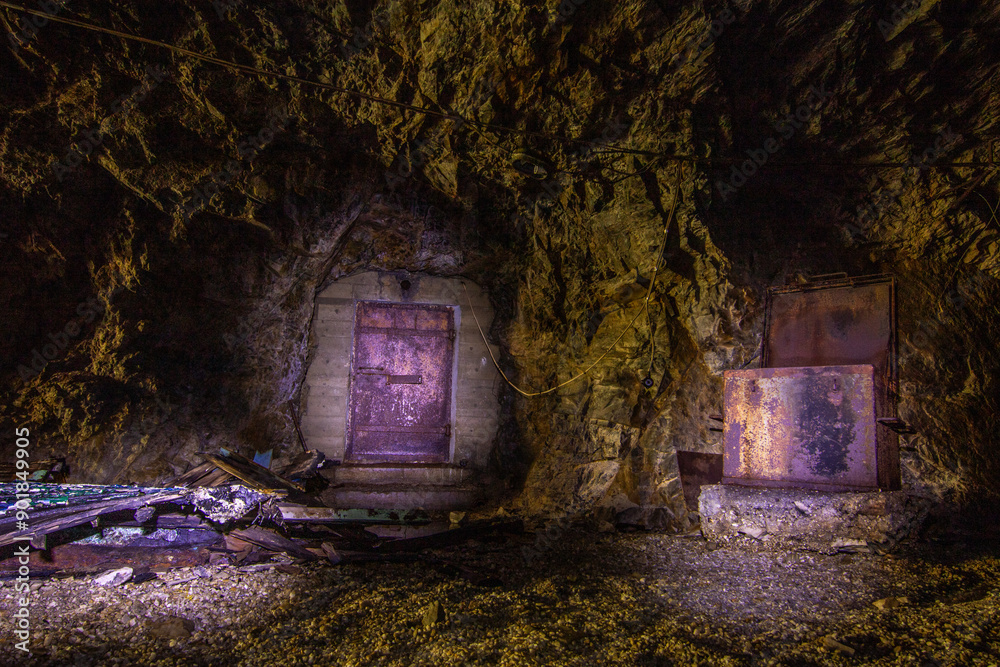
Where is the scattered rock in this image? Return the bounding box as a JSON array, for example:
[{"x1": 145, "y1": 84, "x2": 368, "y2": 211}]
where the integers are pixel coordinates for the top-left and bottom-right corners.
[
  {"x1": 93, "y1": 567, "x2": 133, "y2": 587},
  {"x1": 738, "y1": 525, "x2": 765, "y2": 539},
  {"x1": 793, "y1": 501, "x2": 812, "y2": 516},
  {"x1": 823, "y1": 636, "x2": 856, "y2": 656},
  {"x1": 873, "y1": 596, "x2": 908, "y2": 610},
  {"x1": 422, "y1": 601, "x2": 447, "y2": 629},
  {"x1": 831, "y1": 538, "x2": 869, "y2": 552},
  {"x1": 597, "y1": 521, "x2": 616, "y2": 533},
  {"x1": 147, "y1": 616, "x2": 195, "y2": 640},
  {"x1": 133, "y1": 506, "x2": 156, "y2": 523},
  {"x1": 600, "y1": 493, "x2": 641, "y2": 514},
  {"x1": 449, "y1": 511, "x2": 466, "y2": 525}
]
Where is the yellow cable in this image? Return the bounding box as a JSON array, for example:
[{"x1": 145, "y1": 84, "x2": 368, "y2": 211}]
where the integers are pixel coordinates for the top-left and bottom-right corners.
[
  {"x1": 2, "y1": 2, "x2": 997, "y2": 170},
  {"x1": 463, "y1": 162, "x2": 684, "y2": 397}
]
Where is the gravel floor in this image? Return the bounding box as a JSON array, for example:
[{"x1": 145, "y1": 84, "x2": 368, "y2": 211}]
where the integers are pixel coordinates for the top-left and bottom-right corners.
[{"x1": 1, "y1": 529, "x2": 999, "y2": 666}]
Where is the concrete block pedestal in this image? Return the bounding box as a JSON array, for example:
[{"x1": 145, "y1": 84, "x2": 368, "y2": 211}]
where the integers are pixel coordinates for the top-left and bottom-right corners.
[{"x1": 698, "y1": 484, "x2": 932, "y2": 547}]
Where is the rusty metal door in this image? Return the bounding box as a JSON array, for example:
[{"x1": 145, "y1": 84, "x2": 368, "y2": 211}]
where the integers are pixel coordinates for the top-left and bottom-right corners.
[{"x1": 346, "y1": 302, "x2": 455, "y2": 463}]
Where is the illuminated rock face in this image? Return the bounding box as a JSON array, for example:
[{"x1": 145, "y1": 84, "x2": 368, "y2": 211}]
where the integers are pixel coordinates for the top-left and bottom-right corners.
[{"x1": 0, "y1": 1, "x2": 998, "y2": 516}]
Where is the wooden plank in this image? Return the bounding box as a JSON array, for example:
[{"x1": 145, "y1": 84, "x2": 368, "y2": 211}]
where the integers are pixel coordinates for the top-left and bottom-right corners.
[
  {"x1": 206, "y1": 451, "x2": 304, "y2": 493},
  {"x1": 172, "y1": 462, "x2": 217, "y2": 487},
  {"x1": 277, "y1": 450, "x2": 325, "y2": 480},
  {"x1": 0, "y1": 497, "x2": 147, "y2": 535},
  {"x1": 228, "y1": 527, "x2": 317, "y2": 561},
  {"x1": 0, "y1": 491, "x2": 191, "y2": 548},
  {"x1": 319, "y1": 543, "x2": 419, "y2": 565},
  {"x1": 202, "y1": 467, "x2": 234, "y2": 487},
  {"x1": 0, "y1": 544, "x2": 214, "y2": 576}
]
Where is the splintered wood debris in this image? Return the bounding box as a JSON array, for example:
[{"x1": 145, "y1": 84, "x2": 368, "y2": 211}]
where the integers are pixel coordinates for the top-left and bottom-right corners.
[{"x1": 0, "y1": 449, "x2": 521, "y2": 579}]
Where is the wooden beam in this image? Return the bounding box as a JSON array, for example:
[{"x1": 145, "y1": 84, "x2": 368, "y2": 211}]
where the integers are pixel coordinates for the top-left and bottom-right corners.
[
  {"x1": 172, "y1": 462, "x2": 217, "y2": 487},
  {"x1": 228, "y1": 527, "x2": 317, "y2": 561},
  {"x1": 0, "y1": 490, "x2": 191, "y2": 548},
  {"x1": 206, "y1": 452, "x2": 303, "y2": 493}
]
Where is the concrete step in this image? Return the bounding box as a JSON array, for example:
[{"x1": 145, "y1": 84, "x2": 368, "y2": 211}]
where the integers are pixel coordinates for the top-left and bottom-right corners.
[
  {"x1": 319, "y1": 483, "x2": 482, "y2": 511},
  {"x1": 323, "y1": 464, "x2": 473, "y2": 486}
]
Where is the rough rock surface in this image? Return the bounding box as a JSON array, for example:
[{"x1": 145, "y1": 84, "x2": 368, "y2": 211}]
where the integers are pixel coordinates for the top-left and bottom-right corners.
[{"x1": 0, "y1": 1, "x2": 998, "y2": 521}]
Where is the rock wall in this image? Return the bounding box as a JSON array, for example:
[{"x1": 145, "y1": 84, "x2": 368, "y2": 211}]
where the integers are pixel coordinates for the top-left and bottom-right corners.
[{"x1": 0, "y1": 1, "x2": 997, "y2": 516}]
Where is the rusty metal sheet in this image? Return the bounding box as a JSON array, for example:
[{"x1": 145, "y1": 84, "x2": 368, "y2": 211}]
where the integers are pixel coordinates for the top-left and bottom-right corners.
[
  {"x1": 723, "y1": 365, "x2": 880, "y2": 491},
  {"x1": 763, "y1": 275, "x2": 895, "y2": 387},
  {"x1": 347, "y1": 302, "x2": 454, "y2": 463}
]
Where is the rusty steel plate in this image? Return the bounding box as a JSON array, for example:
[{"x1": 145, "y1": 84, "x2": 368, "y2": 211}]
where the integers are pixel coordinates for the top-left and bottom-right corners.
[
  {"x1": 346, "y1": 302, "x2": 455, "y2": 463},
  {"x1": 723, "y1": 365, "x2": 880, "y2": 491},
  {"x1": 763, "y1": 276, "x2": 895, "y2": 384}
]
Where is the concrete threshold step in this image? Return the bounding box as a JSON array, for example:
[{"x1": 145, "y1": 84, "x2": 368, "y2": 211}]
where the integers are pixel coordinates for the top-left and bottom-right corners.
[
  {"x1": 323, "y1": 464, "x2": 473, "y2": 486},
  {"x1": 319, "y1": 483, "x2": 482, "y2": 511}
]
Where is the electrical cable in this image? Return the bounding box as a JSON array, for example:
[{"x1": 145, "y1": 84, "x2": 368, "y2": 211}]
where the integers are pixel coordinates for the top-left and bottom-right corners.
[
  {"x1": 462, "y1": 161, "x2": 684, "y2": 398},
  {"x1": 2, "y1": 1, "x2": 999, "y2": 171}
]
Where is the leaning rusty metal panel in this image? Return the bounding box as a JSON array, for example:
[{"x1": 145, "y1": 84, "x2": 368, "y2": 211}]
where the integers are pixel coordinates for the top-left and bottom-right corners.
[
  {"x1": 763, "y1": 277, "x2": 895, "y2": 374},
  {"x1": 347, "y1": 302, "x2": 455, "y2": 463},
  {"x1": 723, "y1": 365, "x2": 880, "y2": 491}
]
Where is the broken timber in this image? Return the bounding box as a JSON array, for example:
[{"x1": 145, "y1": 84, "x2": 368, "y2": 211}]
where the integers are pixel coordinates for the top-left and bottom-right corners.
[
  {"x1": 228, "y1": 527, "x2": 317, "y2": 561},
  {"x1": 0, "y1": 490, "x2": 191, "y2": 548},
  {"x1": 205, "y1": 450, "x2": 303, "y2": 493}
]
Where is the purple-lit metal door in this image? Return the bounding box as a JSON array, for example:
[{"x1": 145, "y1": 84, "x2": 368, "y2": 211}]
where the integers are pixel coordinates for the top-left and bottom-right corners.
[{"x1": 346, "y1": 302, "x2": 455, "y2": 463}]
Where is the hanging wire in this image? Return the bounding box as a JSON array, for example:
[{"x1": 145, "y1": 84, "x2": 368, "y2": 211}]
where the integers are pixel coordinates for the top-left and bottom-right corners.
[
  {"x1": 463, "y1": 161, "x2": 685, "y2": 398},
  {"x1": 2, "y1": 1, "x2": 999, "y2": 171}
]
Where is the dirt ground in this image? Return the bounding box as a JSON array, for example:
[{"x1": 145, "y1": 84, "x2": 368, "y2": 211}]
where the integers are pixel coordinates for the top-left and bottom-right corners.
[{"x1": 1, "y1": 526, "x2": 999, "y2": 666}]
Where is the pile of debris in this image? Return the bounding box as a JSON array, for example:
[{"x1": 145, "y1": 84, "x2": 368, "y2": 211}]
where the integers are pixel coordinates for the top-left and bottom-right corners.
[{"x1": 0, "y1": 448, "x2": 521, "y2": 581}]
